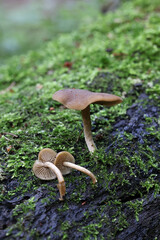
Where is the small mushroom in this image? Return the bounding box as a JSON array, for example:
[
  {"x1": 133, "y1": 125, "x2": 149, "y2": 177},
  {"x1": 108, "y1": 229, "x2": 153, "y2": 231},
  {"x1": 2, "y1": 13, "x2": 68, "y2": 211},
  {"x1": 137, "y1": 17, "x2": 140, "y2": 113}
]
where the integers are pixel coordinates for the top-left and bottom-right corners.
[
  {"x1": 33, "y1": 148, "x2": 66, "y2": 201},
  {"x1": 54, "y1": 151, "x2": 97, "y2": 184},
  {"x1": 52, "y1": 89, "x2": 122, "y2": 153}
]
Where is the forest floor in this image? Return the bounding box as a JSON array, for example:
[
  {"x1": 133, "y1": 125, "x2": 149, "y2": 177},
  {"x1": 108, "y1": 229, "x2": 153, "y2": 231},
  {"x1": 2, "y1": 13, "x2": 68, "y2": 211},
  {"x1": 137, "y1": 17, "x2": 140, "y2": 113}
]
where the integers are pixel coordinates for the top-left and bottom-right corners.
[{"x1": 0, "y1": 0, "x2": 110, "y2": 63}]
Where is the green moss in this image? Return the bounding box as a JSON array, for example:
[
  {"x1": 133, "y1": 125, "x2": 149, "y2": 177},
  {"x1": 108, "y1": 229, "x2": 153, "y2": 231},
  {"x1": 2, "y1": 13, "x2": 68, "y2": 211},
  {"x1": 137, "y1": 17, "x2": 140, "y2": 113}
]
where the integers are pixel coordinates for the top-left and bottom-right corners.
[
  {"x1": 79, "y1": 223, "x2": 103, "y2": 240},
  {"x1": 12, "y1": 196, "x2": 36, "y2": 216},
  {"x1": 127, "y1": 199, "x2": 144, "y2": 222}
]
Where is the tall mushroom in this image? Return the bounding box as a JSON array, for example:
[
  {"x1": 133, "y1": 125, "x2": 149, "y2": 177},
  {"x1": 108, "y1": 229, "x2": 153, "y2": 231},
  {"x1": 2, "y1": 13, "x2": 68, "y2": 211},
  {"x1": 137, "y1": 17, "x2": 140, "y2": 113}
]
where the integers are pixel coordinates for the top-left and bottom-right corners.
[
  {"x1": 54, "y1": 151, "x2": 97, "y2": 184},
  {"x1": 32, "y1": 148, "x2": 66, "y2": 201},
  {"x1": 52, "y1": 89, "x2": 122, "y2": 153}
]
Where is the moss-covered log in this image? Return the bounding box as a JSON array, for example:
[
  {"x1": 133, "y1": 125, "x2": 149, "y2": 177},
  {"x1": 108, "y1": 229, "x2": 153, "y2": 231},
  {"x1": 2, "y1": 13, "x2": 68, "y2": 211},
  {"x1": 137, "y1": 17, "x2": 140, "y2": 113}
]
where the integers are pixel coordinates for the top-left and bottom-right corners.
[{"x1": 0, "y1": 0, "x2": 160, "y2": 239}]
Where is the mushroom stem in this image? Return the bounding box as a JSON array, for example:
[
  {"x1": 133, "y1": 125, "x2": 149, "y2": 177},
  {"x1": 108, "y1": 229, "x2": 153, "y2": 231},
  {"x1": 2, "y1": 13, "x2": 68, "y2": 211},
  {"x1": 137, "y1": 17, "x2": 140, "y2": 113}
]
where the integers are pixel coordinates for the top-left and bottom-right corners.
[
  {"x1": 81, "y1": 105, "x2": 97, "y2": 153},
  {"x1": 63, "y1": 161, "x2": 97, "y2": 184},
  {"x1": 44, "y1": 162, "x2": 66, "y2": 200}
]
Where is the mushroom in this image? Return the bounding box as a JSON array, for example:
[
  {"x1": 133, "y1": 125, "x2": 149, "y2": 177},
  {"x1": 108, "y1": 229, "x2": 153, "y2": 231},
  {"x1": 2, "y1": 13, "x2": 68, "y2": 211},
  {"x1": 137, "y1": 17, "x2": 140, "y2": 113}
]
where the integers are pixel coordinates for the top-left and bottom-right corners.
[
  {"x1": 52, "y1": 89, "x2": 122, "y2": 153},
  {"x1": 54, "y1": 151, "x2": 97, "y2": 184},
  {"x1": 32, "y1": 148, "x2": 66, "y2": 201}
]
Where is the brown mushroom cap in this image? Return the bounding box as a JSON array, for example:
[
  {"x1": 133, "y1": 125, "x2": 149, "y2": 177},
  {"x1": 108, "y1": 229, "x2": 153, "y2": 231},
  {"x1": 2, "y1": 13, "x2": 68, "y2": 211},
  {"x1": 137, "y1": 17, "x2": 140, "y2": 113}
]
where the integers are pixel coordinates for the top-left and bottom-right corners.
[
  {"x1": 38, "y1": 148, "x2": 57, "y2": 163},
  {"x1": 54, "y1": 151, "x2": 75, "y2": 175},
  {"x1": 52, "y1": 88, "x2": 122, "y2": 110},
  {"x1": 33, "y1": 148, "x2": 57, "y2": 180}
]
